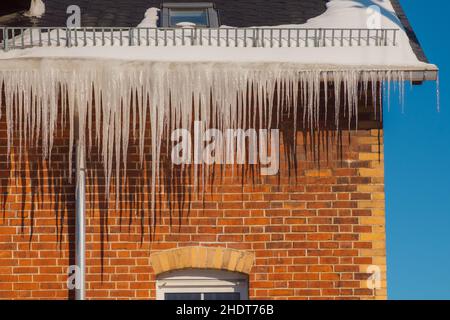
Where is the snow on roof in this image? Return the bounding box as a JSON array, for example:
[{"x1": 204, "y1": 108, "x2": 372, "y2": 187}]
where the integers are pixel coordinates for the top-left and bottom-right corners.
[{"x1": 0, "y1": 0, "x2": 437, "y2": 75}]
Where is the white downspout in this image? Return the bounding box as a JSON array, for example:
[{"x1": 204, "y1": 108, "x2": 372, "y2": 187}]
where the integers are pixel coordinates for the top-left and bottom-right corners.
[{"x1": 75, "y1": 141, "x2": 86, "y2": 300}]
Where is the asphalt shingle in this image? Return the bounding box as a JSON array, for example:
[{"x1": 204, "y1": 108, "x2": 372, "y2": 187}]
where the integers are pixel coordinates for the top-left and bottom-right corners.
[{"x1": 0, "y1": 0, "x2": 328, "y2": 27}]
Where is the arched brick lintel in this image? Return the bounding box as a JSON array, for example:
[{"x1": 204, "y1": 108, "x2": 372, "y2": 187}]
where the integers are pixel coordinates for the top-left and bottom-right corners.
[{"x1": 150, "y1": 246, "x2": 255, "y2": 275}]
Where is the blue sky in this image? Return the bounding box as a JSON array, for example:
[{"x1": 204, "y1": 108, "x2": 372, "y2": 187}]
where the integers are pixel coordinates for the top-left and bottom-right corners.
[{"x1": 384, "y1": 0, "x2": 450, "y2": 300}]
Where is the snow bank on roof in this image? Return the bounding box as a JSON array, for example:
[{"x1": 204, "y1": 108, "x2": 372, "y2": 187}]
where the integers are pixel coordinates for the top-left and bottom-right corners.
[
  {"x1": 24, "y1": 0, "x2": 46, "y2": 18},
  {"x1": 0, "y1": 0, "x2": 437, "y2": 73},
  {"x1": 285, "y1": 0, "x2": 430, "y2": 68},
  {"x1": 137, "y1": 7, "x2": 159, "y2": 28}
]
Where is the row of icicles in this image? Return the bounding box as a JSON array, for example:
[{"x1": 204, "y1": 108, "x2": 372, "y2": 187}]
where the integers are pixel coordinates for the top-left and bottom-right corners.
[{"x1": 0, "y1": 62, "x2": 412, "y2": 210}]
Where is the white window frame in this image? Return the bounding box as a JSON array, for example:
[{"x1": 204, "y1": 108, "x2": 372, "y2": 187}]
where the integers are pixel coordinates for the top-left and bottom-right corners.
[{"x1": 156, "y1": 269, "x2": 248, "y2": 300}]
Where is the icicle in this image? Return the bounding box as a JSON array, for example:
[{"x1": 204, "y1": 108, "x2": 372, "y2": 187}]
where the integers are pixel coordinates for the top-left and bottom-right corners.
[
  {"x1": 323, "y1": 72, "x2": 328, "y2": 124},
  {"x1": 333, "y1": 71, "x2": 342, "y2": 130},
  {"x1": 399, "y1": 71, "x2": 405, "y2": 113},
  {"x1": 67, "y1": 74, "x2": 76, "y2": 183},
  {"x1": 436, "y1": 72, "x2": 440, "y2": 112},
  {"x1": 0, "y1": 76, "x2": 3, "y2": 120}
]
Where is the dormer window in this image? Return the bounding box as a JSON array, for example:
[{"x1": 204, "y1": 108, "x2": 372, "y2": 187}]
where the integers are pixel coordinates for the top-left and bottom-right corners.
[
  {"x1": 170, "y1": 9, "x2": 208, "y2": 27},
  {"x1": 161, "y1": 2, "x2": 219, "y2": 28}
]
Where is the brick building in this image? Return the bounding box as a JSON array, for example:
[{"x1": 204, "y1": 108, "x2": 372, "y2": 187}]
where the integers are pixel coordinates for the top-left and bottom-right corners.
[{"x1": 0, "y1": 0, "x2": 437, "y2": 300}]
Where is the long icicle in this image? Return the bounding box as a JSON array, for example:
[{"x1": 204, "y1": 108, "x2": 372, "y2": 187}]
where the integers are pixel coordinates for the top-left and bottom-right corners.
[{"x1": 0, "y1": 61, "x2": 412, "y2": 224}]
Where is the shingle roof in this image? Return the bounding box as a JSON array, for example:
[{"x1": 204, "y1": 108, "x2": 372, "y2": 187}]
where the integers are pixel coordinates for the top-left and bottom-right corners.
[
  {"x1": 0, "y1": 1, "x2": 29, "y2": 15},
  {"x1": 0, "y1": 0, "x2": 328, "y2": 27},
  {"x1": 0, "y1": 0, "x2": 428, "y2": 62}
]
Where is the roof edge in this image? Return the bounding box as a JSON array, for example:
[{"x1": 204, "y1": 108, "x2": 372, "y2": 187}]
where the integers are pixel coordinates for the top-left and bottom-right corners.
[{"x1": 390, "y1": 0, "x2": 429, "y2": 63}]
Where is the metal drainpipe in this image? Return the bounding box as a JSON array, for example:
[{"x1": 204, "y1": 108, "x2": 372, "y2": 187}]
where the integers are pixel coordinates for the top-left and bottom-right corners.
[{"x1": 75, "y1": 141, "x2": 86, "y2": 300}]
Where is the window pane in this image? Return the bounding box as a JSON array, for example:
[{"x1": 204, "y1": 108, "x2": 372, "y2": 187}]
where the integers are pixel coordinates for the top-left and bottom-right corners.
[
  {"x1": 204, "y1": 292, "x2": 241, "y2": 300},
  {"x1": 165, "y1": 293, "x2": 202, "y2": 300},
  {"x1": 169, "y1": 9, "x2": 208, "y2": 26}
]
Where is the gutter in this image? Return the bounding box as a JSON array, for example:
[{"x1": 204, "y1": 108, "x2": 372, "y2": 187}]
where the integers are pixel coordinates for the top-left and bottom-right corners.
[{"x1": 410, "y1": 68, "x2": 439, "y2": 83}]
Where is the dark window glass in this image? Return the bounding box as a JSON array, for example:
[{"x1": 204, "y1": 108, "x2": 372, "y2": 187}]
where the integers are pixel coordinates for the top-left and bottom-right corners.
[
  {"x1": 204, "y1": 292, "x2": 241, "y2": 300},
  {"x1": 169, "y1": 9, "x2": 209, "y2": 26},
  {"x1": 165, "y1": 293, "x2": 202, "y2": 300}
]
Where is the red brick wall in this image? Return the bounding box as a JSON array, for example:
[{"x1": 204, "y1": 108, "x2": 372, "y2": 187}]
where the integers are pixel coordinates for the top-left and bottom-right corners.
[{"x1": 0, "y1": 95, "x2": 387, "y2": 300}]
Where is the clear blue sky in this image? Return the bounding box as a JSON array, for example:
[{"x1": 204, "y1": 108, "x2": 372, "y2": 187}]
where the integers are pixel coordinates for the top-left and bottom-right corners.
[{"x1": 385, "y1": 0, "x2": 450, "y2": 300}]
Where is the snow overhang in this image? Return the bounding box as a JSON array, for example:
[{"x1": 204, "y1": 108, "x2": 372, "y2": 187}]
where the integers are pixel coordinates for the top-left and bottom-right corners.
[{"x1": 0, "y1": 47, "x2": 438, "y2": 84}]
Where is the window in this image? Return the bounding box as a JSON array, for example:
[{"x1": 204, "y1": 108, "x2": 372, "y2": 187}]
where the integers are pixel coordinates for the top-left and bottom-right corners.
[
  {"x1": 156, "y1": 269, "x2": 248, "y2": 300},
  {"x1": 169, "y1": 9, "x2": 209, "y2": 27},
  {"x1": 161, "y1": 2, "x2": 219, "y2": 28}
]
